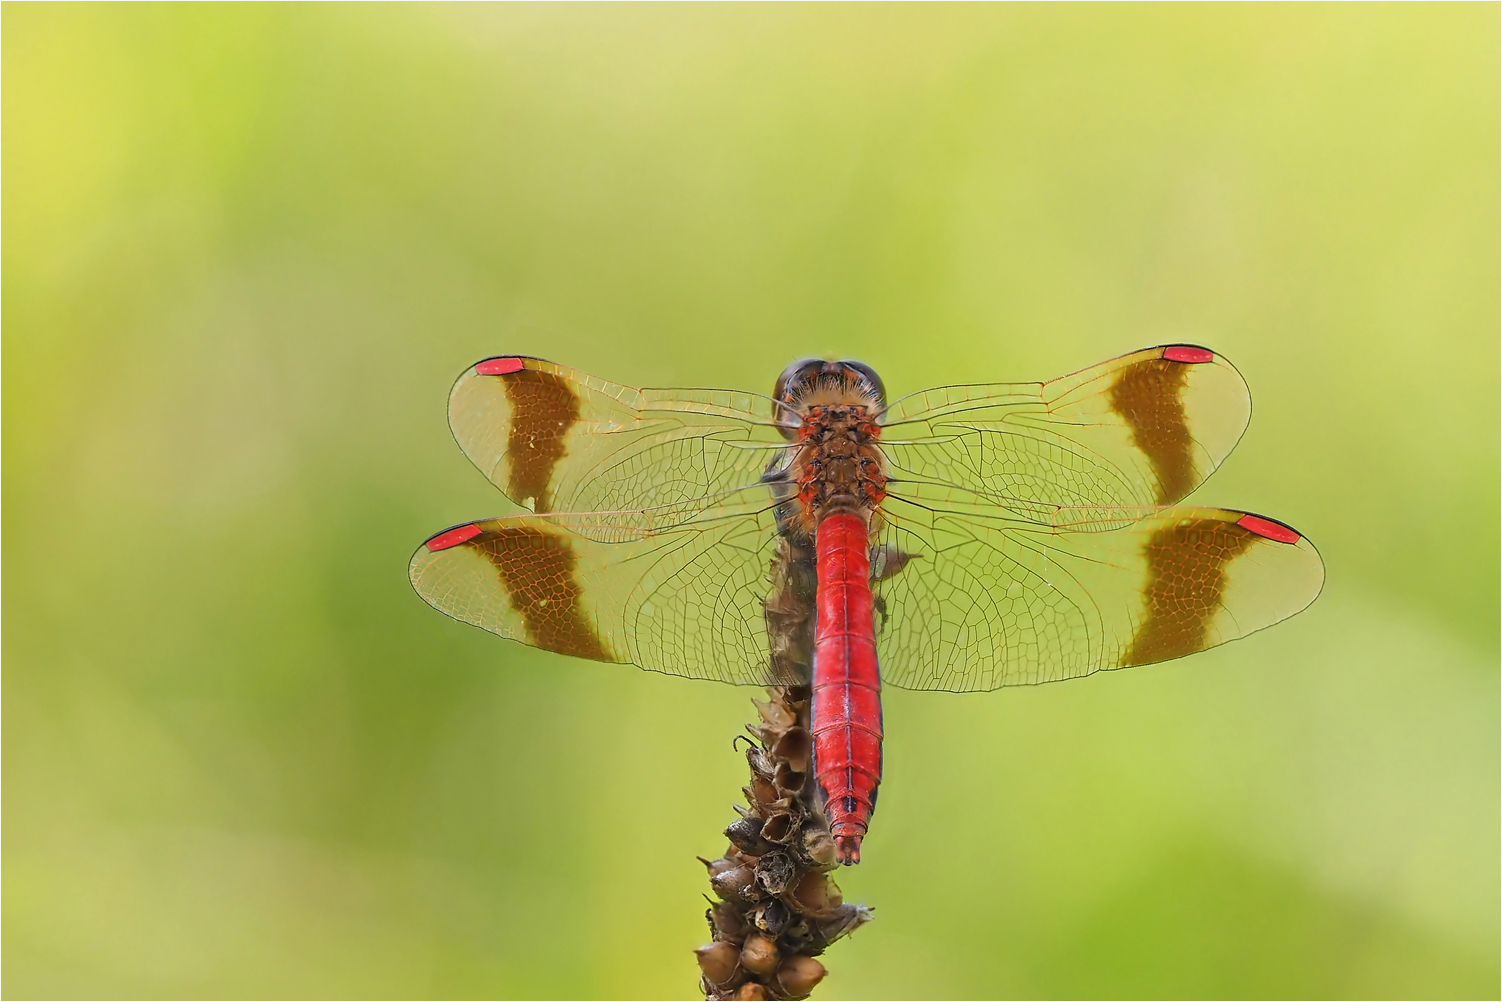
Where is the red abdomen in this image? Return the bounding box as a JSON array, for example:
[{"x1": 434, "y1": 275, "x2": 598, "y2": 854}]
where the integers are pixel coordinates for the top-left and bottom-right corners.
[{"x1": 811, "y1": 512, "x2": 883, "y2": 865}]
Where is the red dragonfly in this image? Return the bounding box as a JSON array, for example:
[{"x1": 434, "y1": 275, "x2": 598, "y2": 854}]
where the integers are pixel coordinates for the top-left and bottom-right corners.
[{"x1": 410, "y1": 346, "x2": 1323, "y2": 864}]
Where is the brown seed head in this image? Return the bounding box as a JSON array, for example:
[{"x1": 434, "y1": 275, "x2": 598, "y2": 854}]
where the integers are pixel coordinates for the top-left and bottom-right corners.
[
  {"x1": 702, "y1": 686, "x2": 873, "y2": 999},
  {"x1": 695, "y1": 941, "x2": 740, "y2": 986},
  {"x1": 775, "y1": 955, "x2": 828, "y2": 998},
  {"x1": 739, "y1": 932, "x2": 781, "y2": 977}
]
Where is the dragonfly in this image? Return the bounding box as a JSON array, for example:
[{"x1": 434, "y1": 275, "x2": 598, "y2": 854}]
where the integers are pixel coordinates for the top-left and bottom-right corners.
[{"x1": 410, "y1": 346, "x2": 1324, "y2": 864}]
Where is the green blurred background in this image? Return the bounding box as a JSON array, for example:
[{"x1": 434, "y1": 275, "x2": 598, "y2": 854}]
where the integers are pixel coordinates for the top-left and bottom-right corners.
[{"x1": 4, "y1": 4, "x2": 1497, "y2": 998}]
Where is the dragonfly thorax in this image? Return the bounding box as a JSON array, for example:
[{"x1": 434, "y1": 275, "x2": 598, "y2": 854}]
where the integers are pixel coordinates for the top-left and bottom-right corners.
[
  {"x1": 790, "y1": 403, "x2": 887, "y2": 530},
  {"x1": 768, "y1": 358, "x2": 889, "y2": 534}
]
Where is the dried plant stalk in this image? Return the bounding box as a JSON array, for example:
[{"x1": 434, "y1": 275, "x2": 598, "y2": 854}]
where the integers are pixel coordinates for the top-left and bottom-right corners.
[{"x1": 696, "y1": 685, "x2": 873, "y2": 1000}]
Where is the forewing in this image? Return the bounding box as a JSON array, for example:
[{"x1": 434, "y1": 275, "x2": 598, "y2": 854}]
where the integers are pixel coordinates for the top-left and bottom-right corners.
[
  {"x1": 871, "y1": 493, "x2": 1324, "y2": 692},
  {"x1": 447, "y1": 356, "x2": 788, "y2": 515},
  {"x1": 879, "y1": 345, "x2": 1250, "y2": 510},
  {"x1": 409, "y1": 505, "x2": 803, "y2": 686}
]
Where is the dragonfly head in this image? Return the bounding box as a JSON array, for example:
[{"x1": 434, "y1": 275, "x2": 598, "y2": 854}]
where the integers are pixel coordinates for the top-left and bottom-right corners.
[{"x1": 773, "y1": 358, "x2": 887, "y2": 440}]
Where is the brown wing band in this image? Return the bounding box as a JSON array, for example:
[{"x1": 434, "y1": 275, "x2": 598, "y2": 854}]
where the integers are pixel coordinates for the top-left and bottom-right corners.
[
  {"x1": 469, "y1": 527, "x2": 615, "y2": 662},
  {"x1": 500, "y1": 367, "x2": 580, "y2": 513},
  {"x1": 1108, "y1": 357, "x2": 1194, "y2": 504},
  {"x1": 1120, "y1": 517, "x2": 1257, "y2": 667}
]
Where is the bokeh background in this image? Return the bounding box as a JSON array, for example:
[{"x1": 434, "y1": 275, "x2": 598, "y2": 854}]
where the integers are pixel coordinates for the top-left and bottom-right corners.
[{"x1": 5, "y1": 4, "x2": 1497, "y2": 999}]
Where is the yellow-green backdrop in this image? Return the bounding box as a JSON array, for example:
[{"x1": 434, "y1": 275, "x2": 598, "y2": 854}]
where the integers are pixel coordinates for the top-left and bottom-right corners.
[{"x1": 5, "y1": 4, "x2": 1497, "y2": 998}]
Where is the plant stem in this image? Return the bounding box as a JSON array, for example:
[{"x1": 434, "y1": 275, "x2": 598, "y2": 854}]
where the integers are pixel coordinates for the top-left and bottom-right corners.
[{"x1": 696, "y1": 685, "x2": 873, "y2": 1000}]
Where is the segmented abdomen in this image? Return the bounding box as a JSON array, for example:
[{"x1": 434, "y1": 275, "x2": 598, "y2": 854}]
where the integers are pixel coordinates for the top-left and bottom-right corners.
[{"x1": 811, "y1": 511, "x2": 883, "y2": 865}]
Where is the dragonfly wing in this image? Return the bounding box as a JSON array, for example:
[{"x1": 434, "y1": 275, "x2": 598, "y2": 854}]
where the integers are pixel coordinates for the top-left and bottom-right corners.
[
  {"x1": 879, "y1": 345, "x2": 1250, "y2": 510},
  {"x1": 871, "y1": 490, "x2": 1324, "y2": 692},
  {"x1": 409, "y1": 505, "x2": 805, "y2": 687},
  {"x1": 448, "y1": 356, "x2": 789, "y2": 515}
]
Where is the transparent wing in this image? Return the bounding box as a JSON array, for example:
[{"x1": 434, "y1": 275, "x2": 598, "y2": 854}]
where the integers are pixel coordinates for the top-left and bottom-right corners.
[
  {"x1": 870, "y1": 487, "x2": 1324, "y2": 692},
  {"x1": 879, "y1": 345, "x2": 1251, "y2": 510},
  {"x1": 408, "y1": 503, "x2": 811, "y2": 686},
  {"x1": 424, "y1": 347, "x2": 1315, "y2": 693},
  {"x1": 447, "y1": 356, "x2": 789, "y2": 516}
]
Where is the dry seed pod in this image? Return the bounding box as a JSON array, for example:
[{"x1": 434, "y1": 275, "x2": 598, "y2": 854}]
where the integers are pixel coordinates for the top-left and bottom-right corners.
[
  {"x1": 748, "y1": 775, "x2": 780, "y2": 807},
  {"x1": 818, "y1": 903, "x2": 874, "y2": 943},
  {"x1": 801, "y1": 829, "x2": 837, "y2": 870},
  {"x1": 747, "y1": 747, "x2": 777, "y2": 779},
  {"x1": 790, "y1": 871, "x2": 842, "y2": 916},
  {"x1": 711, "y1": 865, "x2": 757, "y2": 902},
  {"x1": 753, "y1": 698, "x2": 797, "y2": 730},
  {"x1": 725, "y1": 816, "x2": 767, "y2": 854},
  {"x1": 734, "y1": 983, "x2": 769, "y2": 1001},
  {"x1": 708, "y1": 901, "x2": 749, "y2": 940},
  {"x1": 739, "y1": 932, "x2": 780, "y2": 977},
  {"x1": 772, "y1": 728, "x2": 812, "y2": 770},
  {"x1": 755, "y1": 851, "x2": 797, "y2": 896},
  {"x1": 695, "y1": 942, "x2": 741, "y2": 986},
  {"x1": 776, "y1": 955, "x2": 828, "y2": 997},
  {"x1": 751, "y1": 899, "x2": 790, "y2": 936},
  {"x1": 702, "y1": 856, "x2": 736, "y2": 877},
  {"x1": 760, "y1": 812, "x2": 796, "y2": 844},
  {"x1": 774, "y1": 762, "x2": 806, "y2": 794}
]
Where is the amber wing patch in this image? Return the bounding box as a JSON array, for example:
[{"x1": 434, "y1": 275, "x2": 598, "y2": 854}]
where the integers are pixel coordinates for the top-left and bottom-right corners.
[
  {"x1": 1108, "y1": 357, "x2": 1194, "y2": 504},
  {"x1": 502, "y1": 368, "x2": 581, "y2": 513},
  {"x1": 1121, "y1": 517, "x2": 1258, "y2": 667},
  {"x1": 468, "y1": 527, "x2": 614, "y2": 661}
]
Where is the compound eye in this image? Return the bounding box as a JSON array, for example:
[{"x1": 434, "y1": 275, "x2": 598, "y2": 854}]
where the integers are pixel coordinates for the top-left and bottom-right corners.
[
  {"x1": 838, "y1": 360, "x2": 887, "y2": 407},
  {"x1": 773, "y1": 358, "x2": 824, "y2": 440},
  {"x1": 773, "y1": 358, "x2": 824, "y2": 401}
]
